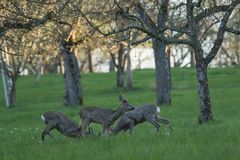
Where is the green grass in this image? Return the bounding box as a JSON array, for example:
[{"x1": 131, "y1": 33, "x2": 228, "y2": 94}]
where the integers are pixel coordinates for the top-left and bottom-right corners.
[{"x1": 0, "y1": 68, "x2": 240, "y2": 160}]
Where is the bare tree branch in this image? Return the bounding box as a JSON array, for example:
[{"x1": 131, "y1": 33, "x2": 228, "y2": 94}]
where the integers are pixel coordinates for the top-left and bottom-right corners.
[
  {"x1": 225, "y1": 26, "x2": 240, "y2": 35},
  {"x1": 205, "y1": 0, "x2": 240, "y2": 65}
]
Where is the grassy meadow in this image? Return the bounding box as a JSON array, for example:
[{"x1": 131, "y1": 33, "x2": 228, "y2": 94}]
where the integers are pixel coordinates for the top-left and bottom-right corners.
[{"x1": 0, "y1": 68, "x2": 240, "y2": 160}]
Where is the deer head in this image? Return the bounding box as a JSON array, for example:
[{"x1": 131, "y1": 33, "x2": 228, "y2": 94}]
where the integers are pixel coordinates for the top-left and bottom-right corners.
[{"x1": 119, "y1": 95, "x2": 135, "y2": 112}]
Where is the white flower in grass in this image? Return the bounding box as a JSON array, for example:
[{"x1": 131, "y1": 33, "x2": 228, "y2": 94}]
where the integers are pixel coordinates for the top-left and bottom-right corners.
[
  {"x1": 0, "y1": 128, "x2": 3, "y2": 131},
  {"x1": 10, "y1": 131, "x2": 14, "y2": 134},
  {"x1": 14, "y1": 128, "x2": 18, "y2": 130}
]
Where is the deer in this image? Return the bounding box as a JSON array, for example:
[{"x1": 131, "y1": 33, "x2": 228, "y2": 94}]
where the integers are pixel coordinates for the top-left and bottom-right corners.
[
  {"x1": 79, "y1": 95, "x2": 135, "y2": 136},
  {"x1": 41, "y1": 111, "x2": 82, "y2": 141},
  {"x1": 112, "y1": 104, "x2": 172, "y2": 134}
]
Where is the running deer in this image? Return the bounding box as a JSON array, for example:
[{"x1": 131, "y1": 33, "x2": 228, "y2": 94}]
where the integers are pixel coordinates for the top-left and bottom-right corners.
[
  {"x1": 79, "y1": 95, "x2": 134, "y2": 135},
  {"x1": 41, "y1": 111, "x2": 81, "y2": 141},
  {"x1": 112, "y1": 105, "x2": 172, "y2": 134}
]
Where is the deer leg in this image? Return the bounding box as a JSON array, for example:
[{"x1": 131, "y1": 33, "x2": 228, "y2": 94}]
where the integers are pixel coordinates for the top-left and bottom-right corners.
[
  {"x1": 155, "y1": 116, "x2": 170, "y2": 125},
  {"x1": 146, "y1": 116, "x2": 160, "y2": 132},
  {"x1": 155, "y1": 116, "x2": 173, "y2": 131},
  {"x1": 88, "y1": 126, "x2": 94, "y2": 135},
  {"x1": 119, "y1": 117, "x2": 135, "y2": 134},
  {"x1": 112, "y1": 123, "x2": 123, "y2": 134},
  {"x1": 105, "y1": 126, "x2": 111, "y2": 136},
  {"x1": 41, "y1": 122, "x2": 57, "y2": 141},
  {"x1": 102, "y1": 124, "x2": 109, "y2": 136},
  {"x1": 112, "y1": 117, "x2": 131, "y2": 134},
  {"x1": 81, "y1": 119, "x2": 91, "y2": 136},
  {"x1": 128, "y1": 120, "x2": 135, "y2": 134}
]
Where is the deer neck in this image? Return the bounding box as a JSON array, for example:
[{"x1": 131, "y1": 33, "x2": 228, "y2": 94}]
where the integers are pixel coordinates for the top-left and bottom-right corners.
[{"x1": 111, "y1": 108, "x2": 124, "y2": 122}]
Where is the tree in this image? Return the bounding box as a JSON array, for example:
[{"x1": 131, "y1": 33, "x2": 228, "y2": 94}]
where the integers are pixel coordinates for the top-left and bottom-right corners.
[
  {"x1": 57, "y1": 16, "x2": 85, "y2": 106},
  {"x1": 60, "y1": 40, "x2": 83, "y2": 106},
  {"x1": 184, "y1": 0, "x2": 240, "y2": 123}
]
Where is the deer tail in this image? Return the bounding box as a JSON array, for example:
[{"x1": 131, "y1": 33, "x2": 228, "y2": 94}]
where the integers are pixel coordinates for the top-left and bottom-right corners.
[
  {"x1": 41, "y1": 114, "x2": 45, "y2": 122},
  {"x1": 156, "y1": 106, "x2": 161, "y2": 113}
]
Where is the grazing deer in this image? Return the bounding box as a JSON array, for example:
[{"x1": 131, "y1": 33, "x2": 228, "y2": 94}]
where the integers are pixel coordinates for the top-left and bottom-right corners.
[
  {"x1": 79, "y1": 95, "x2": 134, "y2": 135},
  {"x1": 41, "y1": 111, "x2": 81, "y2": 141},
  {"x1": 112, "y1": 105, "x2": 172, "y2": 134}
]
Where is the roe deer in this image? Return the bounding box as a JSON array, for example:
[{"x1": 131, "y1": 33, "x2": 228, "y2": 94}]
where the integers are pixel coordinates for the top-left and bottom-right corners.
[
  {"x1": 112, "y1": 105, "x2": 172, "y2": 134},
  {"x1": 41, "y1": 111, "x2": 81, "y2": 141},
  {"x1": 79, "y1": 95, "x2": 134, "y2": 135}
]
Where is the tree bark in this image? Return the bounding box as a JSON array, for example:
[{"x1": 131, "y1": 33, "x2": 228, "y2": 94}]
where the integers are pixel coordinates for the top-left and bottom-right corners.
[
  {"x1": 116, "y1": 43, "x2": 124, "y2": 87},
  {"x1": 152, "y1": 38, "x2": 171, "y2": 105},
  {"x1": 109, "y1": 57, "x2": 115, "y2": 72},
  {"x1": 35, "y1": 56, "x2": 42, "y2": 83},
  {"x1": 193, "y1": 44, "x2": 213, "y2": 123},
  {"x1": 0, "y1": 48, "x2": 10, "y2": 107},
  {"x1": 60, "y1": 40, "x2": 83, "y2": 106},
  {"x1": 9, "y1": 79, "x2": 16, "y2": 107},
  {"x1": 196, "y1": 62, "x2": 213, "y2": 123},
  {"x1": 236, "y1": 51, "x2": 240, "y2": 65},
  {"x1": 190, "y1": 47, "x2": 195, "y2": 67},
  {"x1": 125, "y1": 42, "x2": 132, "y2": 89},
  {"x1": 86, "y1": 47, "x2": 93, "y2": 73}
]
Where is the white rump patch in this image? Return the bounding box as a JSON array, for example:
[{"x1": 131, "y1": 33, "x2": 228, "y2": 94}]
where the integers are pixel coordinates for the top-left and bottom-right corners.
[
  {"x1": 41, "y1": 114, "x2": 45, "y2": 122},
  {"x1": 157, "y1": 107, "x2": 161, "y2": 113}
]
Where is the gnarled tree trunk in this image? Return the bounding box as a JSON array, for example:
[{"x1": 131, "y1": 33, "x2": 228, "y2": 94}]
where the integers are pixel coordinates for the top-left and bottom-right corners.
[{"x1": 60, "y1": 40, "x2": 83, "y2": 106}]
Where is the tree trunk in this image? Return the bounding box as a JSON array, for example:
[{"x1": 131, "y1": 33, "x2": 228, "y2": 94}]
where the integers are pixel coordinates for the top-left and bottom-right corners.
[
  {"x1": 86, "y1": 47, "x2": 93, "y2": 73},
  {"x1": 117, "y1": 43, "x2": 124, "y2": 87},
  {"x1": 152, "y1": 38, "x2": 171, "y2": 105},
  {"x1": 0, "y1": 48, "x2": 10, "y2": 107},
  {"x1": 60, "y1": 40, "x2": 83, "y2": 106},
  {"x1": 167, "y1": 45, "x2": 172, "y2": 89},
  {"x1": 194, "y1": 47, "x2": 213, "y2": 123},
  {"x1": 58, "y1": 54, "x2": 63, "y2": 74},
  {"x1": 236, "y1": 51, "x2": 240, "y2": 65},
  {"x1": 190, "y1": 47, "x2": 195, "y2": 67},
  {"x1": 125, "y1": 42, "x2": 132, "y2": 89},
  {"x1": 9, "y1": 79, "x2": 16, "y2": 107},
  {"x1": 196, "y1": 62, "x2": 213, "y2": 123},
  {"x1": 109, "y1": 57, "x2": 115, "y2": 72},
  {"x1": 35, "y1": 56, "x2": 42, "y2": 83}
]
